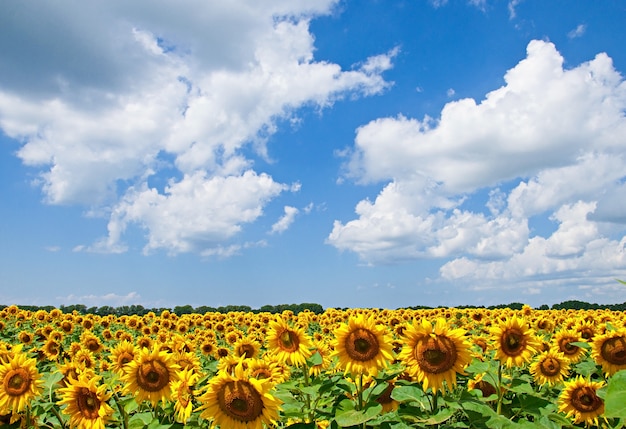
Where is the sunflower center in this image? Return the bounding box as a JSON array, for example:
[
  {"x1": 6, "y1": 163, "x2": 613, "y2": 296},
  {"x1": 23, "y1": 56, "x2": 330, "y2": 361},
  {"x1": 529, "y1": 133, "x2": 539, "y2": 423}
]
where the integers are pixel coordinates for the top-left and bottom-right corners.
[
  {"x1": 345, "y1": 328, "x2": 380, "y2": 361},
  {"x1": 238, "y1": 344, "x2": 256, "y2": 359},
  {"x1": 540, "y1": 357, "x2": 561, "y2": 376},
  {"x1": 118, "y1": 352, "x2": 134, "y2": 366},
  {"x1": 500, "y1": 329, "x2": 526, "y2": 356},
  {"x1": 76, "y1": 387, "x2": 101, "y2": 420},
  {"x1": 579, "y1": 328, "x2": 594, "y2": 340},
  {"x1": 571, "y1": 386, "x2": 602, "y2": 413},
  {"x1": 559, "y1": 338, "x2": 579, "y2": 355},
  {"x1": 415, "y1": 336, "x2": 457, "y2": 374},
  {"x1": 5, "y1": 369, "x2": 31, "y2": 396},
  {"x1": 218, "y1": 381, "x2": 264, "y2": 423},
  {"x1": 475, "y1": 381, "x2": 497, "y2": 398},
  {"x1": 250, "y1": 368, "x2": 272, "y2": 380},
  {"x1": 137, "y1": 360, "x2": 170, "y2": 392},
  {"x1": 600, "y1": 336, "x2": 626, "y2": 365},
  {"x1": 279, "y1": 330, "x2": 300, "y2": 353}
]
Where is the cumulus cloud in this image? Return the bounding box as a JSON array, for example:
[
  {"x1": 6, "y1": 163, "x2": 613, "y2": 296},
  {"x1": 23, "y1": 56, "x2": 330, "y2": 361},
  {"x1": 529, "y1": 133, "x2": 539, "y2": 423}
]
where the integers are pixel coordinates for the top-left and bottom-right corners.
[
  {"x1": 56, "y1": 291, "x2": 142, "y2": 307},
  {"x1": 271, "y1": 206, "x2": 300, "y2": 234},
  {"x1": 329, "y1": 40, "x2": 626, "y2": 292},
  {"x1": 0, "y1": 1, "x2": 395, "y2": 255}
]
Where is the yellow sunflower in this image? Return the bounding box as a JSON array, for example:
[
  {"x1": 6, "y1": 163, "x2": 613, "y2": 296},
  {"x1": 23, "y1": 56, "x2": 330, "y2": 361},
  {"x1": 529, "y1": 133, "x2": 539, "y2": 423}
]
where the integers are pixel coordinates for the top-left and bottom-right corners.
[
  {"x1": 266, "y1": 318, "x2": 312, "y2": 367},
  {"x1": 57, "y1": 373, "x2": 114, "y2": 429},
  {"x1": 248, "y1": 355, "x2": 290, "y2": 385},
  {"x1": 490, "y1": 317, "x2": 540, "y2": 368},
  {"x1": 398, "y1": 318, "x2": 472, "y2": 393},
  {"x1": 308, "y1": 340, "x2": 332, "y2": 377},
  {"x1": 121, "y1": 345, "x2": 180, "y2": 407},
  {"x1": 233, "y1": 337, "x2": 261, "y2": 360},
  {"x1": 467, "y1": 373, "x2": 498, "y2": 400},
  {"x1": 109, "y1": 340, "x2": 137, "y2": 376},
  {"x1": 171, "y1": 368, "x2": 200, "y2": 424},
  {"x1": 558, "y1": 376, "x2": 605, "y2": 426},
  {"x1": 529, "y1": 350, "x2": 570, "y2": 386},
  {"x1": 552, "y1": 329, "x2": 587, "y2": 363},
  {"x1": 590, "y1": 328, "x2": 626, "y2": 376},
  {"x1": 333, "y1": 313, "x2": 394, "y2": 377},
  {"x1": 196, "y1": 362, "x2": 281, "y2": 429},
  {"x1": 0, "y1": 349, "x2": 44, "y2": 414}
]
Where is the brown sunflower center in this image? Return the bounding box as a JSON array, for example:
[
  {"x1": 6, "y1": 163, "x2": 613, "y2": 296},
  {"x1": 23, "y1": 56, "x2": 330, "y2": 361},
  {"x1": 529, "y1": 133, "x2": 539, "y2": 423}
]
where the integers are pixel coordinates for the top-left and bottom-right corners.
[
  {"x1": 570, "y1": 386, "x2": 603, "y2": 413},
  {"x1": 238, "y1": 344, "x2": 256, "y2": 359},
  {"x1": 118, "y1": 352, "x2": 134, "y2": 366},
  {"x1": 278, "y1": 330, "x2": 300, "y2": 353},
  {"x1": 136, "y1": 359, "x2": 170, "y2": 392},
  {"x1": 579, "y1": 328, "x2": 594, "y2": 340},
  {"x1": 600, "y1": 336, "x2": 626, "y2": 365},
  {"x1": 415, "y1": 336, "x2": 457, "y2": 374},
  {"x1": 76, "y1": 387, "x2": 101, "y2": 420},
  {"x1": 500, "y1": 328, "x2": 526, "y2": 356},
  {"x1": 218, "y1": 381, "x2": 264, "y2": 423},
  {"x1": 559, "y1": 338, "x2": 579, "y2": 356},
  {"x1": 85, "y1": 339, "x2": 100, "y2": 352},
  {"x1": 475, "y1": 380, "x2": 497, "y2": 398},
  {"x1": 539, "y1": 357, "x2": 561, "y2": 376},
  {"x1": 5, "y1": 369, "x2": 31, "y2": 396},
  {"x1": 250, "y1": 368, "x2": 272, "y2": 380},
  {"x1": 345, "y1": 328, "x2": 380, "y2": 362}
]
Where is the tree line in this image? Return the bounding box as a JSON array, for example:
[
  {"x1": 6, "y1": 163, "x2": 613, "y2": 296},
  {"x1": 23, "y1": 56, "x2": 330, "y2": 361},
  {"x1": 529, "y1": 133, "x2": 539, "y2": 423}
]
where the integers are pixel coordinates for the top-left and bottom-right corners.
[{"x1": 2, "y1": 300, "x2": 625, "y2": 316}]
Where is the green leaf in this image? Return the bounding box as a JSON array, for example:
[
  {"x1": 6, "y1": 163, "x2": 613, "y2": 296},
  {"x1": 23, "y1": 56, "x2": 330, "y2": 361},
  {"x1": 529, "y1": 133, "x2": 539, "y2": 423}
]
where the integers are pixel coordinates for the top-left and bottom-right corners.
[
  {"x1": 604, "y1": 369, "x2": 626, "y2": 418},
  {"x1": 466, "y1": 359, "x2": 491, "y2": 375},
  {"x1": 307, "y1": 351, "x2": 323, "y2": 366},
  {"x1": 334, "y1": 403, "x2": 382, "y2": 427},
  {"x1": 390, "y1": 384, "x2": 429, "y2": 408}
]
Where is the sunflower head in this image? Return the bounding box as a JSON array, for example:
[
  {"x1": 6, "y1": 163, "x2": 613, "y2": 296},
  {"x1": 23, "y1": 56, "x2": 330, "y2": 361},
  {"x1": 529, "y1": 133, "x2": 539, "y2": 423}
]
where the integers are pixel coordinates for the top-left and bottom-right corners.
[
  {"x1": 530, "y1": 350, "x2": 570, "y2": 386},
  {"x1": 266, "y1": 318, "x2": 312, "y2": 367},
  {"x1": 0, "y1": 351, "x2": 44, "y2": 414},
  {"x1": 490, "y1": 317, "x2": 540, "y2": 368},
  {"x1": 591, "y1": 329, "x2": 626, "y2": 376},
  {"x1": 558, "y1": 376, "x2": 605, "y2": 426},
  {"x1": 57, "y1": 373, "x2": 114, "y2": 429},
  {"x1": 333, "y1": 314, "x2": 394, "y2": 377}
]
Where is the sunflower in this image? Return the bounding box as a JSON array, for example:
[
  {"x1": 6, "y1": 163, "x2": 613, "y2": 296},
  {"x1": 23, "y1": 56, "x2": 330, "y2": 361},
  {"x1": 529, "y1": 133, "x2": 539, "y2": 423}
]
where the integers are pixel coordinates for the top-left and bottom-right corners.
[
  {"x1": 529, "y1": 350, "x2": 570, "y2": 386},
  {"x1": 57, "y1": 373, "x2": 114, "y2": 429},
  {"x1": 266, "y1": 318, "x2": 312, "y2": 367},
  {"x1": 552, "y1": 330, "x2": 587, "y2": 363},
  {"x1": 399, "y1": 318, "x2": 472, "y2": 393},
  {"x1": 333, "y1": 313, "x2": 394, "y2": 377},
  {"x1": 109, "y1": 341, "x2": 137, "y2": 376},
  {"x1": 196, "y1": 362, "x2": 281, "y2": 429},
  {"x1": 490, "y1": 317, "x2": 540, "y2": 368},
  {"x1": 308, "y1": 340, "x2": 332, "y2": 377},
  {"x1": 233, "y1": 337, "x2": 261, "y2": 360},
  {"x1": 467, "y1": 373, "x2": 497, "y2": 400},
  {"x1": 590, "y1": 328, "x2": 626, "y2": 376},
  {"x1": 558, "y1": 376, "x2": 605, "y2": 426},
  {"x1": 121, "y1": 345, "x2": 180, "y2": 407},
  {"x1": 0, "y1": 349, "x2": 44, "y2": 414},
  {"x1": 171, "y1": 368, "x2": 200, "y2": 424}
]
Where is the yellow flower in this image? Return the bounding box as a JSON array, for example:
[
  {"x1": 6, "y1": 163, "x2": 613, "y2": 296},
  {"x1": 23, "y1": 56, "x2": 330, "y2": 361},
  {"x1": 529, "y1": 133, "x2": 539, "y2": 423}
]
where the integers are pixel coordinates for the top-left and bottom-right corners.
[
  {"x1": 399, "y1": 318, "x2": 472, "y2": 393},
  {"x1": 0, "y1": 349, "x2": 44, "y2": 414},
  {"x1": 196, "y1": 362, "x2": 281, "y2": 429},
  {"x1": 58, "y1": 373, "x2": 114, "y2": 429},
  {"x1": 333, "y1": 313, "x2": 394, "y2": 377},
  {"x1": 171, "y1": 368, "x2": 200, "y2": 424},
  {"x1": 266, "y1": 318, "x2": 312, "y2": 367},
  {"x1": 109, "y1": 340, "x2": 137, "y2": 376},
  {"x1": 552, "y1": 329, "x2": 587, "y2": 363},
  {"x1": 490, "y1": 317, "x2": 540, "y2": 368},
  {"x1": 529, "y1": 350, "x2": 570, "y2": 386},
  {"x1": 122, "y1": 345, "x2": 180, "y2": 407},
  {"x1": 558, "y1": 376, "x2": 605, "y2": 426},
  {"x1": 591, "y1": 328, "x2": 626, "y2": 376},
  {"x1": 233, "y1": 337, "x2": 261, "y2": 360}
]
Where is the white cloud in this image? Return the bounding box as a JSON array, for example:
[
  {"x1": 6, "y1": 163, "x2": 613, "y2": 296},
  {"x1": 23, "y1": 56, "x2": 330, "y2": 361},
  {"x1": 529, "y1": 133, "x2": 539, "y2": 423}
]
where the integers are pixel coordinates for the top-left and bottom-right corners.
[
  {"x1": 329, "y1": 40, "x2": 626, "y2": 292},
  {"x1": 270, "y1": 206, "x2": 300, "y2": 234},
  {"x1": 56, "y1": 291, "x2": 142, "y2": 307},
  {"x1": 0, "y1": 1, "x2": 395, "y2": 255},
  {"x1": 568, "y1": 24, "x2": 587, "y2": 39}
]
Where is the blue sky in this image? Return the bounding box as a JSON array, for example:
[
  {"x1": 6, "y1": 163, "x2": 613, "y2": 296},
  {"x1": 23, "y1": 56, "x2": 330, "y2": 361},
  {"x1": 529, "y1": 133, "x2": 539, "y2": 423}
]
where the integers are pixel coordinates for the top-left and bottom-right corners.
[{"x1": 2, "y1": 0, "x2": 626, "y2": 310}]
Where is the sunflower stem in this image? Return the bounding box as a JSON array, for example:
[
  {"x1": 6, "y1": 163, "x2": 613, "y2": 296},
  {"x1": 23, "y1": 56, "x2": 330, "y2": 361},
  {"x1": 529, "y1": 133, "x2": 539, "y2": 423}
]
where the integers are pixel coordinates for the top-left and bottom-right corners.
[
  {"x1": 112, "y1": 391, "x2": 130, "y2": 429},
  {"x1": 49, "y1": 404, "x2": 67, "y2": 429},
  {"x1": 302, "y1": 363, "x2": 314, "y2": 423},
  {"x1": 496, "y1": 360, "x2": 503, "y2": 415}
]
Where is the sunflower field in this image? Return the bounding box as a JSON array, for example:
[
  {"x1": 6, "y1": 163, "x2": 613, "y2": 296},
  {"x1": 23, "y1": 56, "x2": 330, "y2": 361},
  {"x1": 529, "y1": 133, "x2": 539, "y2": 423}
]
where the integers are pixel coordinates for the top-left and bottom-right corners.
[{"x1": 1, "y1": 304, "x2": 626, "y2": 429}]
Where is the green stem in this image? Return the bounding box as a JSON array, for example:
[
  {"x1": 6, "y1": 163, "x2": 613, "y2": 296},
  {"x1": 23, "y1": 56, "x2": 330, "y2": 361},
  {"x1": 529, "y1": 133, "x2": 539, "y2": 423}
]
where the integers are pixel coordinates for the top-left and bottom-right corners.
[
  {"x1": 496, "y1": 360, "x2": 503, "y2": 415},
  {"x1": 112, "y1": 391, "x2": 130, "y2": 429},
  {"x1": 302, "y1": 364, "x2": 314, "y2": 423},
  {"x1": 50, "y1": 405, "x2": 67, "y2": 429}
]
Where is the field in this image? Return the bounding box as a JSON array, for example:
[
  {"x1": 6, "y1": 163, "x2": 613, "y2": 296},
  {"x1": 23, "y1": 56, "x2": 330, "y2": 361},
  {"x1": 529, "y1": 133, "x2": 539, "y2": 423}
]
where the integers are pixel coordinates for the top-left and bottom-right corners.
[{"x1": 1, "y1": 304, "x2": 625, "y2": 428}]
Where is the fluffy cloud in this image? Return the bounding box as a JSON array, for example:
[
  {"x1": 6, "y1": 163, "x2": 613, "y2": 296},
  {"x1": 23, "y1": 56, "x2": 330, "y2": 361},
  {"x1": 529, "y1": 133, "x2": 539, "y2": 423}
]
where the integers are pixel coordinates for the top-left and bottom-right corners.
[
  {"x1": 0, "y1": 1, "x2": 395, "y2": 254},
  {"x1": 271, "y1": 206, "x2": 300, "y2": 234},
  {"x1": 329, "y1": 40, "x2": 626, "y2": 290}
]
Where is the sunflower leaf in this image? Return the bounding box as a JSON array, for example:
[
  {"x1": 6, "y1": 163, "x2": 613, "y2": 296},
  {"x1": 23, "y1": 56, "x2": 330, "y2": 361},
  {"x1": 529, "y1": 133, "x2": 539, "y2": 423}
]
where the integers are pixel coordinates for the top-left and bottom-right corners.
[
  {"x1": 334, "y1": 403, "x2": 382, "y2": 427},
  {"x1": 604, "y1": 369, "x2": 626, "y2": 418}
]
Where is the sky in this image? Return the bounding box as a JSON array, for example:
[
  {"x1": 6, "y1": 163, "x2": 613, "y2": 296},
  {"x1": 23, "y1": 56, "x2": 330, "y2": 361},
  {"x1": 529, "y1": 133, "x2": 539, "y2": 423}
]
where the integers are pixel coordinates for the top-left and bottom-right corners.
[{"x1": 2, "y1": 0, "x2": 626, "y2": 310}]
